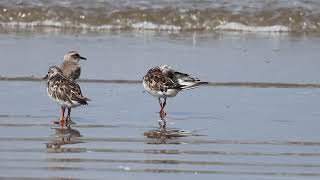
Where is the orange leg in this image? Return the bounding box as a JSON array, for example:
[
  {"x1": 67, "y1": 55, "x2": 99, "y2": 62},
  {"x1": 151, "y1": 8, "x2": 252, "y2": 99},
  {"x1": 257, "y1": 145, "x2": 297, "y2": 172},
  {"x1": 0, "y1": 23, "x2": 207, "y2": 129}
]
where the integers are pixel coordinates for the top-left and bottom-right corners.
[
  {"x1": 158, "y1": 98, "x2": 167, "y2": 128},
  {"x1": 159, "y1": 98, "x2": 167, "y2": 119},
  {"x1": 158, "y1": 98, "x2": 164, "y2": 119},
  {"x1": 59, "y1": 107, "x2": 66, "y2": 128}
]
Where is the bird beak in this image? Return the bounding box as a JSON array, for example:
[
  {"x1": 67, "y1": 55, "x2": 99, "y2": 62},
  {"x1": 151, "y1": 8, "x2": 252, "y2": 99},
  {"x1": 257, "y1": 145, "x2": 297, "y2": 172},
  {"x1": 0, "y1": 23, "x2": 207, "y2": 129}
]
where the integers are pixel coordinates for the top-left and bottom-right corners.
[
  {"x1": 42, "y1": 74, "x2": 48, "y2": 80},
  {"x1": 80, "y1": 56, "x2": 87, "y2": 60}
]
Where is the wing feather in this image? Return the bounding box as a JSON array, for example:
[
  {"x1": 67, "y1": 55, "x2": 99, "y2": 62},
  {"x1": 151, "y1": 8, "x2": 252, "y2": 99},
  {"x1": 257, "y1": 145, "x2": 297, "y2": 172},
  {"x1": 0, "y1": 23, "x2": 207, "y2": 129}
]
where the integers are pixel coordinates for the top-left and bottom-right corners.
[
  {"x1": 144, "y1": 67, "x2": 182, "y2": 92},
  {"x1": 49, "y1": 74, "x2": 90, "y2": 105}
]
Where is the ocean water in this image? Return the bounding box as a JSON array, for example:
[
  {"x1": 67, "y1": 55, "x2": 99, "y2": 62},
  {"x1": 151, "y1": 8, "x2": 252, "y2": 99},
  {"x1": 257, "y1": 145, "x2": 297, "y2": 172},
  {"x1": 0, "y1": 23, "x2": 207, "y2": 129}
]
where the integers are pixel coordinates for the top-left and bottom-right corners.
[
  {"x1": 0, "y1": 1, "x2": 320, "y2": 180},
  {"x1": 0, "y1": 0, "x2": 320, "y2": 32}
]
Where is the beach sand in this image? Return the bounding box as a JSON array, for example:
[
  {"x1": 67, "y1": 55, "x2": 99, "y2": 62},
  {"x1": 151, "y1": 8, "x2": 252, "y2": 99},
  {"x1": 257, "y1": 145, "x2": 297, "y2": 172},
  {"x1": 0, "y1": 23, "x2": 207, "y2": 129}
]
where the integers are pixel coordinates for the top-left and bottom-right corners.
[{"x1": 0, "y1": 31, "x2": 320, "y2": 179}]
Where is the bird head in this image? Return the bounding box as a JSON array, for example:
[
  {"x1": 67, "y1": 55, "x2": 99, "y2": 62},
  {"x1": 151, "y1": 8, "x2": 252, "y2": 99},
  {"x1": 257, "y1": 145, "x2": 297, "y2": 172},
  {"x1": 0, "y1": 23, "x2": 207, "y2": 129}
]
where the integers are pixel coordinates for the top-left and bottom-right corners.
[{"x1": 64, "y1": 51, "x2": 87, "y2": 62}]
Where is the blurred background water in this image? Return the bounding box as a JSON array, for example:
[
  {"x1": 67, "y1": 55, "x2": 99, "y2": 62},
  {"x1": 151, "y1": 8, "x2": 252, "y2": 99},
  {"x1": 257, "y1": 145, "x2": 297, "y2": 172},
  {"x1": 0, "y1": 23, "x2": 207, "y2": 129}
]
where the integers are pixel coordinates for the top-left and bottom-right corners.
[{"x1": 1, "y1": 0, "x2": 320, "y2": 32}]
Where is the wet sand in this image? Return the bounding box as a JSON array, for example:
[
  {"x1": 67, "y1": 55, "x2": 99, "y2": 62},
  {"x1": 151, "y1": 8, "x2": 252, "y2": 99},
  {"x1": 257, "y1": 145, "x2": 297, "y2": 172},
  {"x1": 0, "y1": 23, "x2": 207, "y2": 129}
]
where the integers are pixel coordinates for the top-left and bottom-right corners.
[
  {"x1": 0, "y1": 32, "x2": 320, "y2": 179},
  {"x1": 0, "y1": 32, "x2": 320, "y2": 83}
]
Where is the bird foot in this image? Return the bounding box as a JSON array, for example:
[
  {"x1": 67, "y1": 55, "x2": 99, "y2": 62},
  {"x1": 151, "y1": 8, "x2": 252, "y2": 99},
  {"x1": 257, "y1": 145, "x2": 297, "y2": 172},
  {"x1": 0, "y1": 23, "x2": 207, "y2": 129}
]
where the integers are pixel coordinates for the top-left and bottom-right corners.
[
  {"x1": 51, "y1": 118, "x2": 66, "y2": 129},
  {"x1": 158, "y1": 119, "x2": 166, "y2": 129},
  {"x1": 51, "y1": 120, "x2": 64, "y2": 125},
  {"x1": 66, "y1": 119, "x2": 76, "y2": 125}
]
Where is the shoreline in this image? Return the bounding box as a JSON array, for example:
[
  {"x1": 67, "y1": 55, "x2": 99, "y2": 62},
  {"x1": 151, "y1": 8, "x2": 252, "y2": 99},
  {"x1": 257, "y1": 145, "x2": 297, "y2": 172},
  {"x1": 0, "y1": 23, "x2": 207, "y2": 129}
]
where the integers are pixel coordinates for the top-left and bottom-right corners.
[{"x1": 2, "y1": 76, "x2": 320, "y2": 88}]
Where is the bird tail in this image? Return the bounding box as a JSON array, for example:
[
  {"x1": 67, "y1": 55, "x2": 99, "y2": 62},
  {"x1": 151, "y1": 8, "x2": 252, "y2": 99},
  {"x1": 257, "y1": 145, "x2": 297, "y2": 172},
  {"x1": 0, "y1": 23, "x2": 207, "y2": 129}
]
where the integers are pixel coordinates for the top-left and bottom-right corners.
[
  {"x1": 181, "y1": 81, "x2": 208, "y2": 90},
  {"x1": 75, "y1": 96, "x2": 91, "y2": 105}
]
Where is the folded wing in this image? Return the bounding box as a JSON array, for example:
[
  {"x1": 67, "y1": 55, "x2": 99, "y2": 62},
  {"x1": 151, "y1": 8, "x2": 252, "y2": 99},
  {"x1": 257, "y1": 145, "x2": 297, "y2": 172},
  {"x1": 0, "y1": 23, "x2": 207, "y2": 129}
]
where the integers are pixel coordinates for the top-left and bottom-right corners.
[{"x1": 173, "y1": 71, "x2": 208, "y2": 90}]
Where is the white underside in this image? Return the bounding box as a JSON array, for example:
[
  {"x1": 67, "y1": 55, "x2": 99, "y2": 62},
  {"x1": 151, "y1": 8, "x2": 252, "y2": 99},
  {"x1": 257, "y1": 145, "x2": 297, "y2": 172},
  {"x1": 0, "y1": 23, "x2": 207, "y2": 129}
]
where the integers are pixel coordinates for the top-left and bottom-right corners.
[
  {"x1": 178, "y1": 79, "x2": 194, "y2": 86},
  {"x1": 143, "y1": 80, "x2": 180, "y2": 98},
  {"x1": 56, "y1": 98, "x2": 81, "y2": 108},
  {"x1": 48, "y1": 90, "x2": 81, "y2": 108}
]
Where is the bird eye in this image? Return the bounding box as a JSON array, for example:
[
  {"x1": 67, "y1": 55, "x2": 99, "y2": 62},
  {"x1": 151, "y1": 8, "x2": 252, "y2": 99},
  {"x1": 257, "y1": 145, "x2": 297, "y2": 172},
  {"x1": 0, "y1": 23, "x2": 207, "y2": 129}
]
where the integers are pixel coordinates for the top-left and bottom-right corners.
[{"x1": 72, "y1": 54, "x2": 80, "y2": 59}]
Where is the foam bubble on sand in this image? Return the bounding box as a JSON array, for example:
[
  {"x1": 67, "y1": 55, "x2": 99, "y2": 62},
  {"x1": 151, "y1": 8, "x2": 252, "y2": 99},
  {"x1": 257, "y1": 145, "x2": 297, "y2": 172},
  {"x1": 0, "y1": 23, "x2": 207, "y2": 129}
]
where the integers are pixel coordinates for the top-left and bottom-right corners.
[
  {"x1": 0, "y1": 21, "x2": 289, "y2": 32},
  {"x1": 0, "y1": 20, "x2": 119, "y2": 30},
  {"x1": 215, "y1": 22, "x2": 290, "y2": 32},
  {"x1": 132, "y1": 21, "x2": 181, "y2": 31},
  {"x1": 0, "y1": 20, "x2": 181, "y2": 31},
  {"x1": 0, "y1": 20, "x2": 64, "y2": 28}
]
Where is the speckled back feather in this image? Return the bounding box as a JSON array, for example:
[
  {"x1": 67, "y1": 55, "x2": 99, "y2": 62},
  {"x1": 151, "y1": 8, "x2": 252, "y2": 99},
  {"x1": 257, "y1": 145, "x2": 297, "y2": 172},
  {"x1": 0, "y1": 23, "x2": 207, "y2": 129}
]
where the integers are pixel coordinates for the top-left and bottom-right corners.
[
  {"x1": 143, "y1": 67, "x2": 182, "y2": 92},
  {"x1": 47, "y1": 72, "x2": 90, "y2": 107},
  {"x1": 144, "y1": 65, "x2": 208, "y2": 92}
]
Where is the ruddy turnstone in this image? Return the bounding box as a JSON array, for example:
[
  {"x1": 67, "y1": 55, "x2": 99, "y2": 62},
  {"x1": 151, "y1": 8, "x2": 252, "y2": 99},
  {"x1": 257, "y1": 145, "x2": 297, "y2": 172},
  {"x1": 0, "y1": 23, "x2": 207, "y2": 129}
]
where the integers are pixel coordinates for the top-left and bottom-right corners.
[
  {"x1": 43, "y1": 66, "x2": 90, "y2": 128},
  {"x1": 60, "y1": 51, "x2": 87, "y2": 80},
  {"x1": 142, "y1": 65, "x2": 208, "y2": 128}
]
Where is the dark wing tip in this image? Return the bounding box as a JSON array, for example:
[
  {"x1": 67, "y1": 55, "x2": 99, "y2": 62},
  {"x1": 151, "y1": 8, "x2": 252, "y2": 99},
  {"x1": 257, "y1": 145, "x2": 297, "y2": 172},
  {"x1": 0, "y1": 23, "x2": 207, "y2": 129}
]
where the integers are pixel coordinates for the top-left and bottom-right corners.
[
  {"x1": 80, "y1": 96, "x2": 91, "y2": 105},
  {"x1": 80, "y1": 100, "x2": 88, "y2": 105},
  {"x1": 78, "y1": 96, "x2": 90, "y2": 105}
]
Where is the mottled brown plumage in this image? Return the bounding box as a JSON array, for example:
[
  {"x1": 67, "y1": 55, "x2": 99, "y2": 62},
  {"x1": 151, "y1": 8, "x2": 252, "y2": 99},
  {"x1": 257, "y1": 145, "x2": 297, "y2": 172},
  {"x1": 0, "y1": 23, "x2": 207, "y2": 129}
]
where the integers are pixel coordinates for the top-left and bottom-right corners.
[
  {"x1": 143, "y1": 67, "x2": 182, "y2": 93},
  {"x1": 47, "y1": 74, "x2": 89, "y2": 107},
  {"x1": 44, "y1": 66, "x2": 90, "y2": 128},
  {"x1": 142, "y1": 65, "x2": 208, "y2": 128}
]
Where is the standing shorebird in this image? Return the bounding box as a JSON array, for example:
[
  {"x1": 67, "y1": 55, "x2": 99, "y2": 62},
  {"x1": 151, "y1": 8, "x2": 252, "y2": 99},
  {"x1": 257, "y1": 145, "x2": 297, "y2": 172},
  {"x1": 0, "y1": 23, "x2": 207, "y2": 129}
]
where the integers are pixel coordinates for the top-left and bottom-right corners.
[
  {"x1": 142, "y1": 65, "x2": 208, "y2": 128},
  {"x1": 43, "y1": 66, "x2": 90, "y2": 128},
  {"x1": 60, "y1": 51, "x2": 87, "y2": 80}
]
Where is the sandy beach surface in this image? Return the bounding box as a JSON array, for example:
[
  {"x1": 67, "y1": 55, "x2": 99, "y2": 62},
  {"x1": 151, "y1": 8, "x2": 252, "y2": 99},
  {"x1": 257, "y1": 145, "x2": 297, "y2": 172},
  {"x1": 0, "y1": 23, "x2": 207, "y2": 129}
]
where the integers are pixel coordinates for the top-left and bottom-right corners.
[{"x1": 0, "y1": 31, "x2": 319, "y2": 180}]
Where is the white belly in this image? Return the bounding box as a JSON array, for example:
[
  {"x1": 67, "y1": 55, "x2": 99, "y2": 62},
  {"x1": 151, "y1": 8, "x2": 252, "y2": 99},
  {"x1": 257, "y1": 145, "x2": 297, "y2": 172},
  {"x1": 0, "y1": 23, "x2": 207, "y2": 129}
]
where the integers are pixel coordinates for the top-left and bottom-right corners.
[
  {"x1": 47, "y1": 88, "x2": 81, "y2": 108},
  {"x1": 143, "y1": 81, "x2": 180, "y2": 98}
]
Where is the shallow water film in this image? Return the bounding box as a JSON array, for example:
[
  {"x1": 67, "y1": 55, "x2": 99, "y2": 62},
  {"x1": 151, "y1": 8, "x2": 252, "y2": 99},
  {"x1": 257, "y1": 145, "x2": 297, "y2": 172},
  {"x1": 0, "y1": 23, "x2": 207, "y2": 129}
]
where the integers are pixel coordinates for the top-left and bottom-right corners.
[{"x1": 1, "y1": 2, "x2": 320, "y2": 179}]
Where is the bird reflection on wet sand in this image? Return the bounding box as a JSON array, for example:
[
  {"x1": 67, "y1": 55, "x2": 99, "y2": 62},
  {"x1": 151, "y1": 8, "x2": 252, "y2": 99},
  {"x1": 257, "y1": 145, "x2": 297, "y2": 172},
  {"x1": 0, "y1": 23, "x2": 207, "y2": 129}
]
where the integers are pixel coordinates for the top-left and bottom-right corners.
[
  {"x1": 144, "y1": 125, "x2": 202, "y2": 144},
  {"x1": 46, "y1": 127, "x2": 83, "y2": 152}
]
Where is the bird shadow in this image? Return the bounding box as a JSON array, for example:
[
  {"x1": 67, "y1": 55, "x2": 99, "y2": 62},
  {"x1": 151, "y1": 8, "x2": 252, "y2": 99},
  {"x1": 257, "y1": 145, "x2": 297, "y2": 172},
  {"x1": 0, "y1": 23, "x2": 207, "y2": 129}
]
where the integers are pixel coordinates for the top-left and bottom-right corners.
[{"x1": 46, "y1": 127, "x2": 84, "y2": 153}]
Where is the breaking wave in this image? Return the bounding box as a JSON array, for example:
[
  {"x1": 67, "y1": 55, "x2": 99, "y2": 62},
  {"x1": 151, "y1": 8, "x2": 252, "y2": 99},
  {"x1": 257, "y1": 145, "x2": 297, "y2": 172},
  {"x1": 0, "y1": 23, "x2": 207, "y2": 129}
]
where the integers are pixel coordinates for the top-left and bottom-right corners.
[{"x1": 0, "y1": 0, "x2": 320, "y2": 33}]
